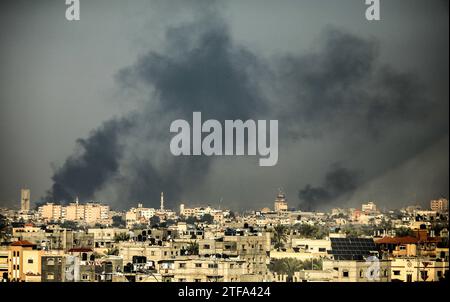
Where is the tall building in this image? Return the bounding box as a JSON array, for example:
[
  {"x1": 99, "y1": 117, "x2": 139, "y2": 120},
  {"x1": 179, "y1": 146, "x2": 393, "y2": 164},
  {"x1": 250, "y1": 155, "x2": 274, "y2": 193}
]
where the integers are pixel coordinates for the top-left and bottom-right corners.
[
  {"x1": 20, "y1": 188, "x2": 31, "y2": 212},
  {"x1": 179, "y1": 203, "x2": 185, "y2": 215},
  {"x1": 160, "y1": 192, "x2": 165, "y2": 211},
  {"x1": 430, "y1": 198, "x2": 449, "y2": 212},
  {"x1": 274, "y1": 190, "x2": 288, "y2": 212},
  {"x1": 8, "y1": 240, "x2": 42, "y2": 282},
  {"x1": 38, "y1": 200, "x2": 111, "y2": 225}
]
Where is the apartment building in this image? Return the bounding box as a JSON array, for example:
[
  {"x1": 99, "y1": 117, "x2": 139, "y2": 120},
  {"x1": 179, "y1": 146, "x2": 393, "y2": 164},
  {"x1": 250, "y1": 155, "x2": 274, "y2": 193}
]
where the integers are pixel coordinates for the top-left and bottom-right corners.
[
  {"x1": 198, "y1": 232, "x2": 271, "y2": 276},
  {"x1": 322, "y1": 259, "x2": 391, "y2": 282},
  {"x1": 12, "y1": 225, "x2": 94, "y2": 252},
  {"x1": 7, "y1": 240, "x2": 42, "y2": 282},
  {"x1": 430, "y1": 198, "x2": 449, "y2": 212},
  {"x1": 390, "y1": 257, "x2": 449, "y2": 282},
  {"x1": 0, "y1": 246, "x2": 8, "y2": 281},
  {"x1": 88, "y1": 228, "x2": 129, "y2": 251},
  {"x1": 157, "y1": 257, "x2": 249, "y2": 282},
  {"x1": 38, "y1": 201, "x2": 111, "y2": 225}
]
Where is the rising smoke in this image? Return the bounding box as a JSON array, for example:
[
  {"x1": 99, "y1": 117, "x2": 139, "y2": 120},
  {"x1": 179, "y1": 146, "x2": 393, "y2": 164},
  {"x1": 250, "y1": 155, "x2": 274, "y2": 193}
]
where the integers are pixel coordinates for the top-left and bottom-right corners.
[{"x1": 45, "y1": 8, "x2": 448, "y2": 210}]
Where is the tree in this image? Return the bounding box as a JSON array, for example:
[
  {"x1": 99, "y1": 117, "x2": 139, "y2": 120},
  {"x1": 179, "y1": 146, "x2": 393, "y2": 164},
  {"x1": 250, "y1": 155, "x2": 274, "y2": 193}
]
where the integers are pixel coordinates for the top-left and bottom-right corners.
[
  {"x1": 185, "y1": 216, "x2": 197, "y2": 225},
  {"x1": 269, "y1": 258, "x2": 303, "y2": 282},
  {"x1": 395, "y1": 227, "x2": 415, "y2": 237},
  {"x1": 294, "y1": 223, "x2": 328, "y2": 239},
  {"x1": 112, "y1": 215, "x2": 125, "y2": 228},
  {"x1": 269, "y1": 258, "x2": 323, "y2": 281},
  {"x1": 0, "y1": 214, "x2": 11, "y2": 243},
  {"x1": 60, "y1": 220, "x2": 80, "y2": 230},
  {"x1": 149, "y1": 216, "x2": 160, "y2": 227},
  {"x1": 185, "y1": 241, "x2": 199, "y2": 256},
  {"x1": 106, "y1": 248, "x2": 119, "y2": 256},
  {"x1": 114, "y1": 232, "x2": 130, "y2": 242},
  {"x1": 199, "y1": 214, "x2": 214, "y2": 224},
  {"x1": 272, "y1": 225, "x2": 288, "y2": 251}
]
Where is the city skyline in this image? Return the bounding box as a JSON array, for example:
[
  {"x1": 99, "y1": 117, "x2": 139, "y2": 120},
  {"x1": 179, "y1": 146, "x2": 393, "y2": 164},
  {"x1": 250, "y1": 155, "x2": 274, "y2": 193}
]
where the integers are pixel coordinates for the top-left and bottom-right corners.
[
  {"x1": 0, "y1": 0, "x2": 448, "y2": 212},
  {"x1": 3, "y1": 187, "x2": 449, "y2": 214}
]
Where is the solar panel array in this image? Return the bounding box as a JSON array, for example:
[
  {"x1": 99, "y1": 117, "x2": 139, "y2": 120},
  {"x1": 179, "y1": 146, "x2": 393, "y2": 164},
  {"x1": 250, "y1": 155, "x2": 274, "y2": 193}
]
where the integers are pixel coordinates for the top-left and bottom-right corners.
[{"x1": 329, "y1": 238, "x2": 378, "y2": 260}]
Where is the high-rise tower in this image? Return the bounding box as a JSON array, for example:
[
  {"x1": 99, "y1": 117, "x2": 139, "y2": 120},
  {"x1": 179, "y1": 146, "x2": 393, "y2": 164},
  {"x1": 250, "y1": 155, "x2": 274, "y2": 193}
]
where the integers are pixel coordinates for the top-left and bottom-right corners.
[
  {"x1": 274, "y1": 189, "x2": 288, "y2": 212},
  {"x1": 20, "y1": 188, "x2": 30, "y2": 212}
]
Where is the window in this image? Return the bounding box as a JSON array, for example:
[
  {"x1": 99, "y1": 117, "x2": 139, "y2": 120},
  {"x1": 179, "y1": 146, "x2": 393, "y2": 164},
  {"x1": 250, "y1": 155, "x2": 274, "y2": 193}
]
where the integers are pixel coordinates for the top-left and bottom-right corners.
[
  {"x1": 342, "y1": 270, "x2": 349, "y2": 278},
  {"x1": 47, "y1": 258, "x2": 55, "y2": 265},
  {"x1": 359, "y1": 270, "x2": 364, "y2": 278},
  {"x1": 27, "y1": 259, "x2": 33, "y2": 264},
  {"x1": 393, "y1": 270, "x2": 400, "y2": 276},
  {"x1": 208, "y1": 263, "x2": 218, "y2": 269},
  {"x1": 319, "y1": 248, "x2": 326, "y2": 252},
  {"x1": 203, "y1": 244, "x2": 210, "y2": 249},
  {"x1": 47, "y1": 273, "x2": 54, "y2": 280},
  {"x1": 406, "y1": 274, "x2": 412, "y2": 282},
  {"x1": 179, "y1": 263, "x2": 186, "y2": 268},
  {"x1": 195, "y1": 263, "x2": 202, "y2": 268}
]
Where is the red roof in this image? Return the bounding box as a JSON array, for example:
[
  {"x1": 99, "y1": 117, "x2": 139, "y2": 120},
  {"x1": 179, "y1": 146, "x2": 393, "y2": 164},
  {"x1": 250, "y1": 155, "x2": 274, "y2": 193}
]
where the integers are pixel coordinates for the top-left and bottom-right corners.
[
  {"x1": 68, "y1": 248, "x2": 93, "y2": 253},
  {"x1": 375, "y1": 236, "x2": 419, "y2": 245},
  {"x1": 10, "y1": 240, "x2": 36, "y2": 247}
]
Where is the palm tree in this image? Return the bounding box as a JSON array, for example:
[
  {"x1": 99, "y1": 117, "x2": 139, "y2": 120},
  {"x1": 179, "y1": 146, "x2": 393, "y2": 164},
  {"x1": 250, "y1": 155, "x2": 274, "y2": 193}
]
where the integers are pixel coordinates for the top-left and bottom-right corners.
[
  {"x1": 269, "y1": 258, "x2": 303, "y2": 282},
  {"x1": 282, "y1": 258, "x2": 303, "y2": 282},
  {"x1": 186, "y1": 241, "x2": 199, "y2": 255},
  {"x1": 272, "y1": 225, "x2": 288, "y2": 251}
]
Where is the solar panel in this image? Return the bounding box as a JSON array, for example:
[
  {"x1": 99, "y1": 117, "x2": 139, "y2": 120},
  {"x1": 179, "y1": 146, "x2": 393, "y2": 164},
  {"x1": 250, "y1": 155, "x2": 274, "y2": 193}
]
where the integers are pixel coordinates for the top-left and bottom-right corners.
[{"x1": 330, "y1": 238, "x2": 378, "y2": 260}]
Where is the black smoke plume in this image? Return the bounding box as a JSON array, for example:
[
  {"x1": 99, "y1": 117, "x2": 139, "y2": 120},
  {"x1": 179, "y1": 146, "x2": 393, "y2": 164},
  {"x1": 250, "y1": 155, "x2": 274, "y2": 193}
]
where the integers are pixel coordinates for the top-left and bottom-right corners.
[
  {"x1": 45, "y1": 11, "x2": 448, "y2": 210},
  {"x1": 298, "y1": 164, "x2": 360, "y2": 211}
]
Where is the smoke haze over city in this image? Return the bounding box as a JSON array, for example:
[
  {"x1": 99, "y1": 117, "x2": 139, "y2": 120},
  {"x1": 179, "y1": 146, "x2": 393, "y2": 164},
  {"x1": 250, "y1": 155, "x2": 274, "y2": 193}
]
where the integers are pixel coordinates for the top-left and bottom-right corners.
[{"x1": 0, "y1": 0, "x2": 448, "y2": 211}]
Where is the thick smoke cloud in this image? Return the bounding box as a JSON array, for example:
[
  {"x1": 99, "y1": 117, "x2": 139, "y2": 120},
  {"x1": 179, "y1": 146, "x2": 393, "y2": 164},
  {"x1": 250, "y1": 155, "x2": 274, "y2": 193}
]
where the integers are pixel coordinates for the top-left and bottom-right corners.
[
  {"x1": 46, "y1": 14, "x2": 268, "y2": 207},
  {"x1": 46, "y1": 118, "x2": 133, "y2": 203},
  {"x1": 45, "y1": 10, "x2": 448, "y2": 210},
  {"x1": 298, "y1": 164, "x2": 360, "y2": 211}
]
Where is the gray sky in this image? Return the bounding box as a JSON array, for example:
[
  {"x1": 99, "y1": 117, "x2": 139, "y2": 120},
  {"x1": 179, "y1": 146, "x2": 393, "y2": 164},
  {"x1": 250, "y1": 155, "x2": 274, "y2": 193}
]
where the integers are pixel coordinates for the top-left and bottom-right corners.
[{"x1": 0, "y1": 0, "x2": 448, "y2": 211}]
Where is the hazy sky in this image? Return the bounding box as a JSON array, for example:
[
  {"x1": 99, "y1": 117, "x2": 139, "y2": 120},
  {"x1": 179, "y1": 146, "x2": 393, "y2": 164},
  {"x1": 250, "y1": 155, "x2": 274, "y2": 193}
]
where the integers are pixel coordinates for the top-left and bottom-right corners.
[{"x1": 0, "y1": 0, "x2": 448, "y2": 211}]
